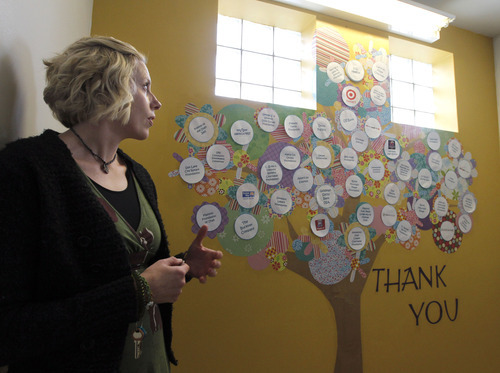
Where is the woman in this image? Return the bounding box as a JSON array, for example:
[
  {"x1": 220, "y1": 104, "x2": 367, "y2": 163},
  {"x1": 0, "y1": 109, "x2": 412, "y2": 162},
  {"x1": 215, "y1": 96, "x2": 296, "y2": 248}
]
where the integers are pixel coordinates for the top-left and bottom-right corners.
[{"x1": 0, "y1": 36, "x2": 222, "y2": 372}]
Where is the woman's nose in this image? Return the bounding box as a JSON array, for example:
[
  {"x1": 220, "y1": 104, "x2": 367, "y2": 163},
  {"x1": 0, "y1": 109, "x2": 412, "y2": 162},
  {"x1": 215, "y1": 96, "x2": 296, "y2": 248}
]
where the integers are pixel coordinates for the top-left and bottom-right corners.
[{"x1": 151, "y1": 93, "x2": 162, "y2": 110}]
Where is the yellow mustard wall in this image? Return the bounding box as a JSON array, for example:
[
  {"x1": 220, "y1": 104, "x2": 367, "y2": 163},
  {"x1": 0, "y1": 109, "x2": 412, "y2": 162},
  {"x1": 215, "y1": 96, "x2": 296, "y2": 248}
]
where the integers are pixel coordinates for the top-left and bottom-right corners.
[{"x1": 92, "y1": 1, "x2": 500, "y2": 372}]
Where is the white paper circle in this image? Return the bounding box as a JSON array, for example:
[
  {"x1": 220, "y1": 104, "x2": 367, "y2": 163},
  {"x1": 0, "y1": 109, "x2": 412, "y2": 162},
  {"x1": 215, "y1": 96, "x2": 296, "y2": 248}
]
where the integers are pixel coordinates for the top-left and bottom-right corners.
[
  {"x1": 236, "y1": 183, "x2": 260, "y2": 209},
  {"x1": 231, "y1": 120, "x2": 254, "y2": 145},
  {"x1": 384, "y1": 183, "x2": 400, "y2": 205},
  {"x1": 357, "y1": 203, "x2": 374, "y2": 226},
  {"x1": 372, "y1": 61, "x2": 389, "y2": 81},
  {"x1": 428, "y1": 151, "x2": 443, "y2": 172},
  {"x1": 179, "y1": 157, "x2": 205, "y2": 184},
  {"x1": 368, "y1": 159, "x2": 385, "y2": 181},
  {"x1": 396, "y1": 160, "x2": 412, "y2": 182},
  {"x1": 345, "y1": 60, "x2": 364, "y2": 82},
  {"x1": 370, "y1": 85, "x2": 387, "y2": 106},
  {"x1": 427, "y1": 131, "x2": 441, "y2": 151},
  {"x1": 458, "y1": 214, "x2": 472, "y2": 233},
  {"x1": 347, "y1": 227, "x2": 366, "y2": 251},
  {"x1": 257, "y1": 108, "x2": 280, "y2": 133},
  {"x1": 312, "y1": 146, "x2": 332, "y2": 169},
  {"x1": 206, "y1": 144, "x2": 230, "y2": 171},
  {"x1": 312, "y1": 116, "x2": 332, "y2": 140},
  {"x1": 418, "y1": 168, "x2": 432, "y2": 188},
  {"x1": 397, "y1": 220, "x2": 412, "y2": 242},
  {"x1": 342, "y1": 86, "x2": 361, "y2": 107},
  {"x1": 365, "y1": 118, "x2": 381, "y2": 139},
  {"x1": 457, "y1": 159, "x2": 472, "y2": 179},
  {"x1": 188, "y1": 116, "x2": 215, "y2": 143},
  {"x1": 447, "y1": 138, "x2": 462, "y2": 158},
  {"x1": 270, "y1": 189, "x2": 293, "y2": 215},
  {"x1": 440, "y1": 221, "x2": 455, "y2": 241},
  {"x1": 434, "y1": 196, "x2": 449, "y2": 217},
  {"x1": 339, "y1": 110, "x2": 357, "y2": 132},
  {"x1": 293, "y1": 168, "x2": 314, "y2": 192},
  {"x1": 384, "y1": 138, "x2": 401, "y2": 160},
  {"x1": 351, "y1": 131, "x2": 369, "y2": 152},
  {"x1": 310, "y1": 213, "x2": 330, "y2": 238},
  {"x1": 444, "y1": 171, "x2": 458, "y2": 190},
  {"x1": 326, "y1": 62, "x2": 345, "y2": 83},
  {"x1": 279, "y1": 146, "x2": 301, "y2": 170},
  {"x1": 344, "y1": 175, "x2": 362, "y2": 198},
  {"x1": 284, "y1": 115, "x2": 304, "y2": 139},
  {"x1": 381, "y1": 205, "x2": 397, "y2": 226},
  {"x1": 340, "y1": 148, "x2": 358, "y2": 170},
  {"x1": 234, "y1": 214, "x2": 258, "y2": 240},
  {"x1": 196, "y1": 204, "x2": 222, "y2": 232},
  {"x1": 261, "y1": 161, "x2": 283, "y2": 186},
  {"x1": 316, "y1": 184, "x2": 337, "y2": 209},
  {"x1": 462, "y1": 192, "x2": 477, "y2": 213},
  {"x1": 414, "y1": 198, "x2": 431, "y2": 219}
]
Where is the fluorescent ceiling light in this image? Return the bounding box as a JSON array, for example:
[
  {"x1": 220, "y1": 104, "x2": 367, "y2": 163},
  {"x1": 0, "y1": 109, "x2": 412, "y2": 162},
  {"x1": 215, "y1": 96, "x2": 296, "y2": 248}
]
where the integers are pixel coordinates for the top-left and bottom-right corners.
[{"x1": 271, "y1": 0, "x2": 455, "y2": 43}]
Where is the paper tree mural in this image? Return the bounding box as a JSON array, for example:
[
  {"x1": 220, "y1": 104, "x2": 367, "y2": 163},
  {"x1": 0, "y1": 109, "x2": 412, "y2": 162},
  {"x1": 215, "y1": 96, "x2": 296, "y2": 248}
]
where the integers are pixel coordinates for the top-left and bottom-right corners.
[{"x1": 169, "y1": 26, "x2": 477, "y2": 373}]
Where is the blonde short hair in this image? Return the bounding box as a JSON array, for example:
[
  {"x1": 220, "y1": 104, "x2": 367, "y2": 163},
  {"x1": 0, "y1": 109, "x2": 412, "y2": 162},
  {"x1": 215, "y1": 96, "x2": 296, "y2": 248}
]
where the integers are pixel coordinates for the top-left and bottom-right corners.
[{"x1": 43, "y1": 36, "x2": 146, "y2": 128}]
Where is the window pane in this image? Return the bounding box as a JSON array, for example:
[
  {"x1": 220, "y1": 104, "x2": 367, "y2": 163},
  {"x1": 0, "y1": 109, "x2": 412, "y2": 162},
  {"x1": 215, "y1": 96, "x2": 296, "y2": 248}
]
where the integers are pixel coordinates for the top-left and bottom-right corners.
[
  {"x1": 390, "y1": 55, "x2": 413, "y2": 83},
  {"x1": 242, "y1": 51, "x2": 273, "y2": 86},
  {"x1": 391, "y1": 80, "x2": 414, "y2": 110},
  {"x1": 392, "y1": 107, "x2": 414, "y2": 126},
  {"x1": 274, "y1": 88, "x2": 302, "y2": 107},
  {"x1": 241, "y1": 83, "x2": 273, "y2": 103},
  {"x1": 242, "y1": 20, "x2": 273, "y2": 54},
  {"x1": 274, "y1": 28, "x2": 302, "y2": 59},
  {"x1": 216, "y1": 46, "x2": 241, "y2": 81},
  {"x1": 215, "y1": 79, "x2": 240, "y2": 99},
  {"x1": 414, "y1": 85, "x2": 435, "y2": 113},
  {"x1": 274, "y1": 57, "x2": 301, "y2": 90},
  {"x1": 415, "y1": 111, "x2": 435, "y2": 128},
  {"x1": 413, "y1": 60, "x2": 433, "y2": 86},
  {"x1": 217, "y1": 15, "x2": 241, "y2": 48}
]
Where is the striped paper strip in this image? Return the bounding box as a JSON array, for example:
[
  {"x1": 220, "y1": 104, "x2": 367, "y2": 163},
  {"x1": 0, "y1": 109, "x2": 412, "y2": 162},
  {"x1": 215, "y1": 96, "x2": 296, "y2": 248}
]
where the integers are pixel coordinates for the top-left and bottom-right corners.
[
  {"x1": 184, "y1": 103, "x2": 199, "y2": 116},
  {"x1": 252, "y1": 205, "x2": 262, "y2": 215},
  {"x1": 371, "y1": 136, "x2": 385, "y2": 154},
  {"x1": 269, "y1": 231, "x2": 288, "y2": 253},
  {"x1": 174, "y1": 129, "x2": 188, "y2": 143},
  {"x1": 314, "y1": 28, "x2": 350, "y2": 69},
  {"x1": 229, "y1": 199, "x2": 239, "y2": 211},
  {"x1": 272, "y1": 126, "x2": 290, "y2": 142}
]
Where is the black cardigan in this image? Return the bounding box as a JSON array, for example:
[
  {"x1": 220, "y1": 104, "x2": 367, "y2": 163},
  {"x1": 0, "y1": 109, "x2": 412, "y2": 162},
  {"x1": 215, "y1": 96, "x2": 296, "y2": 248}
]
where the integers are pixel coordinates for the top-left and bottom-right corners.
[{"x1": 0, "y1": 130, "x2": 176, "y2": 372}]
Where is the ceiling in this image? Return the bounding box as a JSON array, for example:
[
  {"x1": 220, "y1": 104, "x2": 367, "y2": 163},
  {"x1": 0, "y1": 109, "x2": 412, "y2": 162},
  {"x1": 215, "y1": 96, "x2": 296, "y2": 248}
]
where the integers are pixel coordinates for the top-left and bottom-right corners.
[{"x1": 412, "y1": 0, "x2": 500, "y2": 38}]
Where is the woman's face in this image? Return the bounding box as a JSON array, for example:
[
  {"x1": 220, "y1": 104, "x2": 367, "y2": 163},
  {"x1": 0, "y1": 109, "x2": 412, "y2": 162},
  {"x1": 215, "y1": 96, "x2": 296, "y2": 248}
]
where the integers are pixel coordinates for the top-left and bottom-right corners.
[{"x1": 123, "y1": 61, "x2": 162, "y2": 140}]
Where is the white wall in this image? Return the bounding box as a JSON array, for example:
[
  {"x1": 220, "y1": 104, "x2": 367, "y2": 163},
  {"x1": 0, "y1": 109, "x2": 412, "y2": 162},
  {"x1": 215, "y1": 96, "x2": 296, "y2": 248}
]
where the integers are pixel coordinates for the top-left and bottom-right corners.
[{"x1": 0, "y1": 0, "x2": 93, "y2": 148}]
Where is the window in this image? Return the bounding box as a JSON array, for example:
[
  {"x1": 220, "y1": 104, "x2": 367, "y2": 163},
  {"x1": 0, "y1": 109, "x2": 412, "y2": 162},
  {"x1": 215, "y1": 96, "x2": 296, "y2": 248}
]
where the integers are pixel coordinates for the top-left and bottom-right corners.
[
  {"x1": 216, "y1": 15, "x2": 314, "y2": 109},
  {"x1": 390, "y1": 55, "x2": 436, "y2": 128},
  {"x1": 388, "y1": 36, "x2": 457, "y2": 132}
]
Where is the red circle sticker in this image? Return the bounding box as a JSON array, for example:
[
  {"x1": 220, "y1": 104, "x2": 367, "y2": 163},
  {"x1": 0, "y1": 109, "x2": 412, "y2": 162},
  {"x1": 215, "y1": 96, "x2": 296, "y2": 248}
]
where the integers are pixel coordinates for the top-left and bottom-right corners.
[{"x1": 342, "y1": 86, "x2": 361, "y2": 107}]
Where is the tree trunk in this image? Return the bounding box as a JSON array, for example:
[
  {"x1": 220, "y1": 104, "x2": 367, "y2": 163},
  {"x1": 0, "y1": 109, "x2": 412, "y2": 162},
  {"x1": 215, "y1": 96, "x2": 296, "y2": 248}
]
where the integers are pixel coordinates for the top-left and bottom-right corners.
[
  {"x1": 329, "y1": 292, "x2": 363, "y2": 373},
  {"x1": 285, "y1": 218, "x2": 385, "y2": 372}
]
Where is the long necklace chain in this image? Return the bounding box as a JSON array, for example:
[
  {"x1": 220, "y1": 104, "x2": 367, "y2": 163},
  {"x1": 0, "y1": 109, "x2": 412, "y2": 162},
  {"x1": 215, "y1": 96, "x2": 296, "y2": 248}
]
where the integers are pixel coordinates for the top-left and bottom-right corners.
[{"x1": 70, "y1": 127, "x2": 117, "y2": 174}]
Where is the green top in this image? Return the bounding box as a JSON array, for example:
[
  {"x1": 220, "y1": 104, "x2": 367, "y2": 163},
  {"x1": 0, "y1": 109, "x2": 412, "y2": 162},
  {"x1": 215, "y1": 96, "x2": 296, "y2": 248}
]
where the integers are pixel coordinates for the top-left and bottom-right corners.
[{"x1": 84, "y1": 171, "x2": 169, "y2": 373}]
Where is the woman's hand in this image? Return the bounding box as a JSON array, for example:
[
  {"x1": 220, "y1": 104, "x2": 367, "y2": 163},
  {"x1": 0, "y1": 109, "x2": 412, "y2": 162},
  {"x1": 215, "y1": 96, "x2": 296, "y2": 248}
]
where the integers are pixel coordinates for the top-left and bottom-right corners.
[
  {"x1": 141, "y1": 257, "x2": 190, "y2": 303},
  {"x1": 185, "y1": 225, "x2": 223, "y2": 283}
]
